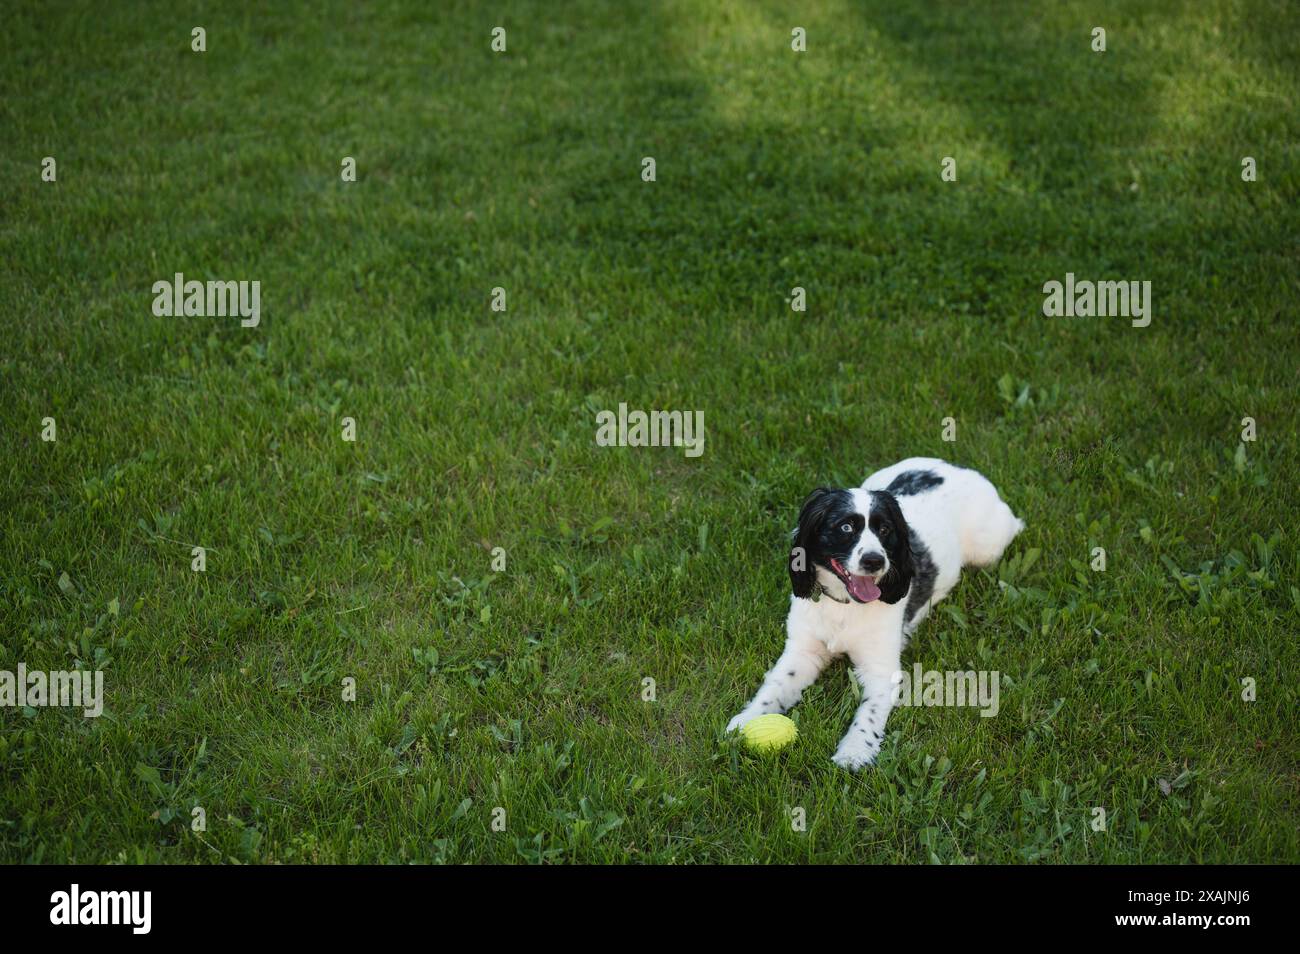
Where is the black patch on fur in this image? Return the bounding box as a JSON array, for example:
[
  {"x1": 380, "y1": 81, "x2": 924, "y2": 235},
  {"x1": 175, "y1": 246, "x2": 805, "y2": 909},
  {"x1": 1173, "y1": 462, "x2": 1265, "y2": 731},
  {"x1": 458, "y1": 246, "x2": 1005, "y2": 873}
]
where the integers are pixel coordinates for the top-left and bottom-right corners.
[
  {"x1": 902, "y1": 531, "x2": 938, "y2": 626},
  {"x1": 885, "y1": 469, "x2": 944, "y2": 497},
  {"x1": 870, "y1": 491, "x2": 914, "y2": 604}
]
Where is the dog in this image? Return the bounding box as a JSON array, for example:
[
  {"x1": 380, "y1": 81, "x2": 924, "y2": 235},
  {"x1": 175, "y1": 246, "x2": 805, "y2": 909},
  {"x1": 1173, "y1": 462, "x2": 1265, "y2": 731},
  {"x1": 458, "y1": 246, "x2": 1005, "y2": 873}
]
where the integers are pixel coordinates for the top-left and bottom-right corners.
[{"x1": 726, "y1": 458, "x2": 1024, "y2": 770}]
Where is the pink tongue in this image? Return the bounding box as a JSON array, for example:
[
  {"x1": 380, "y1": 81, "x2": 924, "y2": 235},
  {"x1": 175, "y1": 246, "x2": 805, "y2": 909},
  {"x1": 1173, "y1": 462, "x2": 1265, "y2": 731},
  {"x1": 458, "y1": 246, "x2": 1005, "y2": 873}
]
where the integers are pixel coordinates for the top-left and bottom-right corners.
[{"x1": 846, "y1": 575, "x2": 881, "y2": 603}]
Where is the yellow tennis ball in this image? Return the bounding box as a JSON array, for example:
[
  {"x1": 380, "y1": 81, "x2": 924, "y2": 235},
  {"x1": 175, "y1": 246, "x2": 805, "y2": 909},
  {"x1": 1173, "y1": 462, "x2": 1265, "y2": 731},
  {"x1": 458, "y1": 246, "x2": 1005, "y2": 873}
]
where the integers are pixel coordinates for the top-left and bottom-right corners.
[{"x1": 740, "y1": 713, "x2": 798, "y2": 753}]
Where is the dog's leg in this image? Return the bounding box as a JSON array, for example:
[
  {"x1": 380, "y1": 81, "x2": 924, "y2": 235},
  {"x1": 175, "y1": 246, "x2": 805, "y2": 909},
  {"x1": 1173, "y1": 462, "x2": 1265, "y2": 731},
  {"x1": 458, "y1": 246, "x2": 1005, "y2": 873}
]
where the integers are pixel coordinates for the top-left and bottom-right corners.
[
  {"x1": 726, "y1": 630, "x2": 832, "y2": 733},
  {"x1": 832, "y1": 631, "x2": 904, "y2": 770}
]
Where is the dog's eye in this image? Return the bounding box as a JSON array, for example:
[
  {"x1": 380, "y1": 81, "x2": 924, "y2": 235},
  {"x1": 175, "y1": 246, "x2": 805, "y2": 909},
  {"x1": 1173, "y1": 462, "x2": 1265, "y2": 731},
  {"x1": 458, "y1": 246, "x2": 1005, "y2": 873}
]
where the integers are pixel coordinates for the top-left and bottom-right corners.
[
  {"x1": 839, "y1": 523, "x2": 853, "y2": 534},
  {"x1": 878, "y1": 524, "x2": 891, "y2": 539}
]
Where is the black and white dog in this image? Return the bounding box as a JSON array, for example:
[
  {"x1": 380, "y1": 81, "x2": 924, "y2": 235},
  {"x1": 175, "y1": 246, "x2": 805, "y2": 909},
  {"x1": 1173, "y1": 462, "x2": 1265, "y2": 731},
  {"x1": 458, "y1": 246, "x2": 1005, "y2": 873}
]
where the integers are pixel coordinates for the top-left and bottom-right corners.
[{"x1": 726, "y1": 458, "x2": 1024, "y2": 770}]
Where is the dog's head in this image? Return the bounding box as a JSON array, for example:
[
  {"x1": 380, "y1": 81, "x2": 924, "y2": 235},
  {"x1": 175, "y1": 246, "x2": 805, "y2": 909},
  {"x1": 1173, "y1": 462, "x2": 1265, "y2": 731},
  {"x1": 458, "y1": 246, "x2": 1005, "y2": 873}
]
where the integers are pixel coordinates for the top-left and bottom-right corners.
[{"x1": 788, "y1": 487, "x2": 913, "y2": 605}]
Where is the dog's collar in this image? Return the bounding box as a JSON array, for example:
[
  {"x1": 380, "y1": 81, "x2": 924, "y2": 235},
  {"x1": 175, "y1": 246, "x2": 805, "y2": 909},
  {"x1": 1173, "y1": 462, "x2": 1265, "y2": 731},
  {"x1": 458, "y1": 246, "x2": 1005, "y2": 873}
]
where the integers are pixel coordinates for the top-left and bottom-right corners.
[{"x1": 810, "y1": 580, "x2": 850, "y2": 604}]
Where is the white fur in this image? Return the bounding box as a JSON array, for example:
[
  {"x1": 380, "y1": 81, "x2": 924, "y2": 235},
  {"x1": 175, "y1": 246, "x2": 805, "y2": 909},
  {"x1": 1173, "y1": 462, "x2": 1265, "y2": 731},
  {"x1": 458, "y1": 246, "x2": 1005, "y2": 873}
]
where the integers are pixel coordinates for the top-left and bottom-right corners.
[{"x1": 726, "y1": 458, "x2": 1024, "y2": 770}]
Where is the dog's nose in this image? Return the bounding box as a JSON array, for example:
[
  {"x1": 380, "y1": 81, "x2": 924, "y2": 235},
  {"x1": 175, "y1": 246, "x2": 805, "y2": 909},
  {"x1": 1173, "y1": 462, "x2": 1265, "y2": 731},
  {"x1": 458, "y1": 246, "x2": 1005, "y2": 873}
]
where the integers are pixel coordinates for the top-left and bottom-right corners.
[{"x1": 859, "y1": 552, "x2": 886, "y2": 573}]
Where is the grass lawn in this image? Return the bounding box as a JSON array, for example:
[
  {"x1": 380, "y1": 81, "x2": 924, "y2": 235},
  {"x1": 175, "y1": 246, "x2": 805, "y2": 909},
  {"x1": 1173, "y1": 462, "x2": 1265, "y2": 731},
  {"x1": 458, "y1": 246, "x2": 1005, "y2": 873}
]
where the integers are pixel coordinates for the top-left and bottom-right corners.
[{"x1": 1, "y1": 0, "x2": 1297, "y2": 864}]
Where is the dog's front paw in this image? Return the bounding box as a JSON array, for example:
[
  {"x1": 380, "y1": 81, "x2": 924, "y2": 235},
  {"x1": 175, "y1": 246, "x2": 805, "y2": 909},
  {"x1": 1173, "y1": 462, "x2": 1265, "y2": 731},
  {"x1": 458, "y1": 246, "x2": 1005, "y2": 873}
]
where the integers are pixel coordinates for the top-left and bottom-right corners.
[
  {"x1": 831, "y1": 741, "x2": 878, "y2": 772},
  {"x1": 725, "y1": 712, "x2": 755, "y2": 734}
]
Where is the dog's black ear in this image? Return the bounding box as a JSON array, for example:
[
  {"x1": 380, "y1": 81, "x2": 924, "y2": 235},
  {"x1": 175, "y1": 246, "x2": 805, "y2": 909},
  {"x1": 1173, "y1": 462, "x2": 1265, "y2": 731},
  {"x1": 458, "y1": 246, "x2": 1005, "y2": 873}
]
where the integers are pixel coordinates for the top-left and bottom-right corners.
[
  {"x1": 874, "y1": 491, "x2": 914, "y2": 605},
  {"x1": 789, "y1": 487, "x2": 837, "y2": 599}
]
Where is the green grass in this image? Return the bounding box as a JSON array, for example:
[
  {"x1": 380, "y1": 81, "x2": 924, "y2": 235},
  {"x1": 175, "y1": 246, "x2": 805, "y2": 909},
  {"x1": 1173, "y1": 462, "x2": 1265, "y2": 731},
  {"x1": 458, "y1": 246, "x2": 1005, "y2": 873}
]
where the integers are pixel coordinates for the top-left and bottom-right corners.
[{"x1": 1, "y1": 0, "x2": 1297, "y2": 864}]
